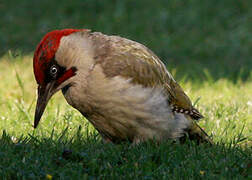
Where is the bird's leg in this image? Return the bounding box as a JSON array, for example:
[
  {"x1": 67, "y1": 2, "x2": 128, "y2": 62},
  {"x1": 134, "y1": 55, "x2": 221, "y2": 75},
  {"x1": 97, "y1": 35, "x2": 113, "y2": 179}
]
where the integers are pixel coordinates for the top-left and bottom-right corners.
[{"x1": 132, "y1": 138, "x2": 142, "y2": 145}]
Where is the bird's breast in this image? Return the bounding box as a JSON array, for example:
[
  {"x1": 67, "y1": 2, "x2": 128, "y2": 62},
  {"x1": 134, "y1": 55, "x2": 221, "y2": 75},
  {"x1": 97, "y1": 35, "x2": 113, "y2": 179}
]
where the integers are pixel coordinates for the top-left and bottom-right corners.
[{"x1": 62, "y1": 65, "x2": 190, "y2": 143}]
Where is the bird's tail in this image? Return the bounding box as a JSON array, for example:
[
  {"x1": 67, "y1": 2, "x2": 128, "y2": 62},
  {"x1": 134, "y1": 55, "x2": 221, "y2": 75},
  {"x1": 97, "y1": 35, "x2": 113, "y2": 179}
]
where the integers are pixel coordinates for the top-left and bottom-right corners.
[{"x1": 182, "y1": 121, "x2": 213, "y2": 144}]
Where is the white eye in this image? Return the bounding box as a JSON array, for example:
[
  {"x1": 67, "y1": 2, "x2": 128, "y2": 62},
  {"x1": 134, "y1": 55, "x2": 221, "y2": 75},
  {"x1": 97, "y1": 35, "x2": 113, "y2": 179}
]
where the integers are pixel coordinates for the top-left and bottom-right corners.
[{"x1": 50, "y1": 65, "x2": 58, "y2": 76}]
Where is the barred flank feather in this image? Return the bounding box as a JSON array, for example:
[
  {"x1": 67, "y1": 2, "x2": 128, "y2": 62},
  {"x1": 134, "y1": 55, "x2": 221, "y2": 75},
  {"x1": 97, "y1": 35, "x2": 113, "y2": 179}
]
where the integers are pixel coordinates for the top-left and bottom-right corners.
[{"x1": 171, "y1": 106, "x2": 204, "y2": 120}]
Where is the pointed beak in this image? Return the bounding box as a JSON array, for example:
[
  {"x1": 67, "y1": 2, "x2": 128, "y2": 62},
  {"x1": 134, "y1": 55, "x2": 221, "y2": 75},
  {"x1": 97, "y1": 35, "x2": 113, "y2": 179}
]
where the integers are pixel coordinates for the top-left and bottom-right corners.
[{"x1": 34, "y1": 82, "x2": 55, "y2": 128}]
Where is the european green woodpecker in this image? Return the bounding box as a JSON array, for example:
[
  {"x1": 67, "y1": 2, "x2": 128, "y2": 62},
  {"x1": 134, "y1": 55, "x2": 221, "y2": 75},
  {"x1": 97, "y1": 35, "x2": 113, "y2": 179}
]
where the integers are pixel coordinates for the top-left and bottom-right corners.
[{"x1": 33, "y1": 29, "x2": 212, "y2": 144}]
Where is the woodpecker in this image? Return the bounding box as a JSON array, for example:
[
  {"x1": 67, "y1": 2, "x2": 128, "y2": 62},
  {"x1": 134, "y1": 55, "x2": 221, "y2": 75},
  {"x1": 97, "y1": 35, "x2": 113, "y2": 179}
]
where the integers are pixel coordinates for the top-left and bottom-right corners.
[{"x1": 33, "y1": 29, "x2": 212, "y2": 144}]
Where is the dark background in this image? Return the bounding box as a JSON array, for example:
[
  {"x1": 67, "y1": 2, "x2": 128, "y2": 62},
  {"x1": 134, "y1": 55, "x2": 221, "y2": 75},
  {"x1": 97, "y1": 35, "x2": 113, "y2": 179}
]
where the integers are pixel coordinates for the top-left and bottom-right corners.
[{"x1": 1, "y1": 0, "x2": 251, "y2": 81}]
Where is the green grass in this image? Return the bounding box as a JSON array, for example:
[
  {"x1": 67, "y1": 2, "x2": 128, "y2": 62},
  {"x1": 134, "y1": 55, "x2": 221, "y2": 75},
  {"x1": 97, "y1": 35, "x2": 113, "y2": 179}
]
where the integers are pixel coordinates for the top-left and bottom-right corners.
[
  {"x1": 0, "y1": 54, "x2": 251, "y2": 179},
  {"x1": 1, "y1": 0, "x2": 252, "y2": 81}
]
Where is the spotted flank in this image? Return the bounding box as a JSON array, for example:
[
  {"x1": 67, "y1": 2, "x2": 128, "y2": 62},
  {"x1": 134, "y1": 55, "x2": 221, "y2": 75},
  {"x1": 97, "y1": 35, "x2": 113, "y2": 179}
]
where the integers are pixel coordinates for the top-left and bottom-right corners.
[{"x1": 171, "y1": 106, "x2": 204, "y2": 120}]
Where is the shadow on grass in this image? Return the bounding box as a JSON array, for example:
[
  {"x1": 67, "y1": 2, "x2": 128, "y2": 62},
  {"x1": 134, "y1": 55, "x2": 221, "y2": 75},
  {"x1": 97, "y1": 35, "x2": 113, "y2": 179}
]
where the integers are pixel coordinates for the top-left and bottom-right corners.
[{"x1": 0, "y1": 128, "x2": 251, "y2": 179}]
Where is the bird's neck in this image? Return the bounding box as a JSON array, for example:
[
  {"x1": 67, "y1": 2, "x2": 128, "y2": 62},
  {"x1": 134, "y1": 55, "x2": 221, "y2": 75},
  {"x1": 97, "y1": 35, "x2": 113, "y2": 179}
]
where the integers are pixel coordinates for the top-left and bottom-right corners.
[{"x1": 55, "y1": 31, "x2": 95, "y2": 75}]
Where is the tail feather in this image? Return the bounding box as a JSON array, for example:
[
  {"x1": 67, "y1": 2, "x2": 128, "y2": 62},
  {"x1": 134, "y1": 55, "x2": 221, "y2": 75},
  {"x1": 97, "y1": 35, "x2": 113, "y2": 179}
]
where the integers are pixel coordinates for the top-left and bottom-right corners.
[{"x1": 181, "y1": 122, "x2": 213, "y2": 144}]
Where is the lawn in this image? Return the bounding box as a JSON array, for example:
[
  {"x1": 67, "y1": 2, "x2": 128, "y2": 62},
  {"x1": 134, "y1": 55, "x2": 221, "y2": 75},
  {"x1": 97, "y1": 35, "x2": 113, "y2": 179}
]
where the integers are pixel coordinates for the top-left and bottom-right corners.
[
  {"x1": 0, "y1": 0, "x2": 251, "y2": 179},
  {"x1": 0, "y1": 54, "x2": 251, "y2": 179}
]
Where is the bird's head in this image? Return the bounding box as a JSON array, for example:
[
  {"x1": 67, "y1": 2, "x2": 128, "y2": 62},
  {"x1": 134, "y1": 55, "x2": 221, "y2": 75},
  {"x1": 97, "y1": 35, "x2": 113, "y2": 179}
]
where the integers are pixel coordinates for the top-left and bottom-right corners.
[{"x1": 33, "y1": 29, "x2": 89, "y2": 128}]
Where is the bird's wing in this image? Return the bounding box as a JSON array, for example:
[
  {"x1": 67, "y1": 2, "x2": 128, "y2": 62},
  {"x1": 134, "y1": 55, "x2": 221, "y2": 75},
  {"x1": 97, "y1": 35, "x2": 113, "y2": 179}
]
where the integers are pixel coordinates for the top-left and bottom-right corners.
[{"x1": 91, "y1": 33, "x2": 203, "y2": 120}]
